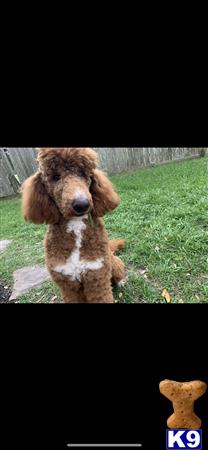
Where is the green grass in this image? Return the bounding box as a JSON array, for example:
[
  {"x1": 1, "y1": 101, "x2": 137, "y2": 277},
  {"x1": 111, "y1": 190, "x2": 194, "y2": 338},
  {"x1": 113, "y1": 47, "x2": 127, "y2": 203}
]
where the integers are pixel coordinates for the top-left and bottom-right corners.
[{"x1": 1, "y1": 157, "x2": 208, "y2": 303}]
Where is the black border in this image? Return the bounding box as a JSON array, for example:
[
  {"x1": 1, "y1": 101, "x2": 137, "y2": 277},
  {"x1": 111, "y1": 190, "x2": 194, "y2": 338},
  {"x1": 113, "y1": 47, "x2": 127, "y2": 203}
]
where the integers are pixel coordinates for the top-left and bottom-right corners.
[
  {"x1": 0, "y1": 305, "x2": 207, "y2": 449},
  {"x1": 1, "y1": 96, "x2": 208, "y2": 147}
]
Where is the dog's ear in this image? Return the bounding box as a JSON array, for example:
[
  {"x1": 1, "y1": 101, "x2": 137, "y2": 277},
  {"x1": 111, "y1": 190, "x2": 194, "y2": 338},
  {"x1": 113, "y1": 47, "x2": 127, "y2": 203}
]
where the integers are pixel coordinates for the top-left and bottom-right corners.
[
  {"x1": 21, "y1": 172, "x2": 61, "y2": 224},
  {"x1": 90, "y1": 169, "x2": 120, "y2": 217}
]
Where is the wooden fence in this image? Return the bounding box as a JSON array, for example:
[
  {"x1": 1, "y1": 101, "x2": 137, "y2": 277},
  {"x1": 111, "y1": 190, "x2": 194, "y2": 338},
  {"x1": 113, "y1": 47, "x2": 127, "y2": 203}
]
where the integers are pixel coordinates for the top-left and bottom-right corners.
[
  {"x1": 94, "y1": 148, "x2": 207, "y2": 175},
  {"x1": 0, "y1": 148, "x2": 207, "y2": 197},
  {"x1": 0, "y1": 148, "x2": 37, "y2": 198}
]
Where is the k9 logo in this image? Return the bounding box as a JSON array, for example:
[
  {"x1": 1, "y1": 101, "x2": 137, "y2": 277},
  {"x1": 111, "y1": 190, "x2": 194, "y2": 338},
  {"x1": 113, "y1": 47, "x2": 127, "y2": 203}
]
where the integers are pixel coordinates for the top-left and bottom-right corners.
[{"x1": 166, "y1": 430, "x2": 202, "y2": 449}]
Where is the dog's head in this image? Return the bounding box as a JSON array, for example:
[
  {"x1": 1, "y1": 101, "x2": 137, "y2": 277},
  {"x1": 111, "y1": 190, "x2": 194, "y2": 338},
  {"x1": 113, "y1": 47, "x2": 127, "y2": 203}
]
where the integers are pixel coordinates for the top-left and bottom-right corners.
[{"x1": 21, "y1": 148, "x2": 120, "y2": 224}]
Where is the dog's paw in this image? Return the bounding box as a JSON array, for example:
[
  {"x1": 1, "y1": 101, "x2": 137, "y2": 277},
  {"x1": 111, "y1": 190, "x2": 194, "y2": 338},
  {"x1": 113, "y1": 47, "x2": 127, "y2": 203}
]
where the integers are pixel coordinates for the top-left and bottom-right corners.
[{"x1": 117, "y1": 278, "x2": 127, "y2": 288}]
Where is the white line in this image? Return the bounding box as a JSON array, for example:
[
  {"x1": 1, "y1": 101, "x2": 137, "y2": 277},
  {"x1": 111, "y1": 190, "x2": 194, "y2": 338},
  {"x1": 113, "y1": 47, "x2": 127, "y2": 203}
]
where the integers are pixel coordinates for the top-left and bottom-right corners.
[{"x1": 67, "y1": 445, "x2": 142, "y2": 448}]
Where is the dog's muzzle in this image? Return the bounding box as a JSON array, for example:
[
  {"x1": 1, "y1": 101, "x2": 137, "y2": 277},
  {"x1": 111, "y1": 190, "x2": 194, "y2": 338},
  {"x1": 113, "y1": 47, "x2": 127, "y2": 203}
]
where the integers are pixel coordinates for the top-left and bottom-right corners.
[{"x1": 72, "y1": 197, "x2": 90, "y2": 215}]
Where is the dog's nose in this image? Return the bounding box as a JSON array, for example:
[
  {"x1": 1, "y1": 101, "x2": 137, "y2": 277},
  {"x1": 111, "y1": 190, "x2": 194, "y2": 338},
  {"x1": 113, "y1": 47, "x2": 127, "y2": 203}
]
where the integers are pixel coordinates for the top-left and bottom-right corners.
[{"x1": 72, "y1": 198, "x2": 90, "y2": 214}]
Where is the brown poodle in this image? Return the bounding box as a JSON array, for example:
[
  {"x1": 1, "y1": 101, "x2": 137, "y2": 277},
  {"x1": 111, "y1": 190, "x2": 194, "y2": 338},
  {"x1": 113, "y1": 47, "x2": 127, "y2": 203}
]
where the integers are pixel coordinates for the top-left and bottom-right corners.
[{"x1": 21, "y1": 148, "x2": 126, "y2": 303}]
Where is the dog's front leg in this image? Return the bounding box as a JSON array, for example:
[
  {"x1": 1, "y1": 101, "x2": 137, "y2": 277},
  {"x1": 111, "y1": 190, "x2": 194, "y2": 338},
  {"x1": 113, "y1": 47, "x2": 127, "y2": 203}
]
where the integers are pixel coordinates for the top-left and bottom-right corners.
[
  {"x1": 83, "y1": 269, "x2": 114, "y2": 303},
  {"x1": 51, "y1": 273, "x2": 86, "y2": 303},
  {"x1": 62, "y1": 288, "x2": 86, "y2": 304}
]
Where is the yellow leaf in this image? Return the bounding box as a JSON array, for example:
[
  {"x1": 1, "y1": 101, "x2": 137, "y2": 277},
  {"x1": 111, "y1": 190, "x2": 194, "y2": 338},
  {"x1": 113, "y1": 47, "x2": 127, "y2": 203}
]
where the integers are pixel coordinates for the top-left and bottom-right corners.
[{"x1": 162, "y1": 289, "x2": 171, "y2": 303}]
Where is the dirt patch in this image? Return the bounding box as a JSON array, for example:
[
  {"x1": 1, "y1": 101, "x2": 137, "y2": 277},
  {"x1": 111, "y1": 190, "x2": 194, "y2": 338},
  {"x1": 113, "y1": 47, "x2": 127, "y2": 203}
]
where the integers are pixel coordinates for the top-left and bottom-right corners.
[{"x1": 0, "y1": 281, "x2": 12, "y2": 303}]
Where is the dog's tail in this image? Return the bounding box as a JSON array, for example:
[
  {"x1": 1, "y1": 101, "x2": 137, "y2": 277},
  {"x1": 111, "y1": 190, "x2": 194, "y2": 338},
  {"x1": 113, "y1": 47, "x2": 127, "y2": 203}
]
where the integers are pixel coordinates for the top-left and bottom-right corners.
[{"x1": 109, "y1": 239, "x2": 126, "y2": 254}]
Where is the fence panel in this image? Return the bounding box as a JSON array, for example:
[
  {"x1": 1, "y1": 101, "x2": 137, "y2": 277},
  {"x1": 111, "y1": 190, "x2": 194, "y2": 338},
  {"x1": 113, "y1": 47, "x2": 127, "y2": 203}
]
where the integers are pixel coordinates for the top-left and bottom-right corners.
[{"x1": 0, "y1": 148, "x2": 207, "y2": 197}]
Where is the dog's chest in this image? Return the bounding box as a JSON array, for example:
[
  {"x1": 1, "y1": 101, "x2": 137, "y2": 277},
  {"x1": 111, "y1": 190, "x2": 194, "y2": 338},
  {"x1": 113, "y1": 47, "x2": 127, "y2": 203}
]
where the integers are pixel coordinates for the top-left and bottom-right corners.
[{"x1": 53, "y1": 218, "x2": 104, "y2": 282}]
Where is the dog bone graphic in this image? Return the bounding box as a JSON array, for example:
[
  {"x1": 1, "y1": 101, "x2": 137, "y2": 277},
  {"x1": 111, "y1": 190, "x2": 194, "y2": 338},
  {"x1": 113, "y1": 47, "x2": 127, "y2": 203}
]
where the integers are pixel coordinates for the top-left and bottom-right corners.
[{"x1": 159, "y1": 379, "x2": 207, "y2": 429}]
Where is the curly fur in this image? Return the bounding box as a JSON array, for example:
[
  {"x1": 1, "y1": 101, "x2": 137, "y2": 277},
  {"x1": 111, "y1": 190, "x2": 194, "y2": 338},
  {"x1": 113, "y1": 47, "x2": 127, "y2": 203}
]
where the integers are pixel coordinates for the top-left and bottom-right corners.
[{"x1": 21, "y1": 148, "x2": 126, "y2": 303}]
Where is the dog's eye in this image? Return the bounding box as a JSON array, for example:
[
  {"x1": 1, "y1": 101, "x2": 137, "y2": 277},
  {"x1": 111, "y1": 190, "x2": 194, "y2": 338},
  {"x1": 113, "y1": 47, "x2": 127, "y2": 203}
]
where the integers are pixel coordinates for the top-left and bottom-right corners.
[
  {"x1": 79, "y1": 169, "x2": 86, "y2": 177},
  {"x1": 52, "y1": 174, "x2": 60, "y2": 182}
]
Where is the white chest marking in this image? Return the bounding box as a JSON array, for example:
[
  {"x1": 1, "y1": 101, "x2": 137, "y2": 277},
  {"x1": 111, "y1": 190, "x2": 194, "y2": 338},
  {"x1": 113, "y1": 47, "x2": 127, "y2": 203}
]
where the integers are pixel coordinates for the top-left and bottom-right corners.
[{"x1": 54, "y1": 217, "x2": 104, "y2": 281}]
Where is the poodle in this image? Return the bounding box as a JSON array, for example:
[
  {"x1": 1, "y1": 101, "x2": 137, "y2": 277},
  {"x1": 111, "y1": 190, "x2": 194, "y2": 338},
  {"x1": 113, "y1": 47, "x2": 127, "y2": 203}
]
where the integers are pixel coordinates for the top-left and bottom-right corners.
[{"x1": 21, "y1": 148, "x2": 126, "y2": 303}]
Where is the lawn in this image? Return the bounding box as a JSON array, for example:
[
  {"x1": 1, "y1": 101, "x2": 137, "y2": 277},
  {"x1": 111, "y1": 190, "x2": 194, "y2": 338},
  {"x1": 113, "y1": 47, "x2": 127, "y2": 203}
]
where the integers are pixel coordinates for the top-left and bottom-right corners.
[{"x1": 0, "y1": 157, "x2": 208, "y2": 303}]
